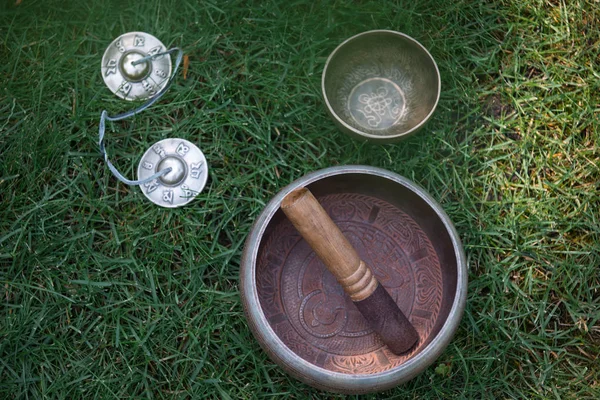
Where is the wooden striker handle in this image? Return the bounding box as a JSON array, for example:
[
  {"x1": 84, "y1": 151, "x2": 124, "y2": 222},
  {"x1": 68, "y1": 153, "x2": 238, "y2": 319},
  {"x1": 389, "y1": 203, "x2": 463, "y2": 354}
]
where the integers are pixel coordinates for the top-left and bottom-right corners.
[
  {"x1": 280, "y1": 187, "x2": 419, "y2": 354},
  {"x1": 280, "y1": 187, "x2": 378, "y2": 301}
]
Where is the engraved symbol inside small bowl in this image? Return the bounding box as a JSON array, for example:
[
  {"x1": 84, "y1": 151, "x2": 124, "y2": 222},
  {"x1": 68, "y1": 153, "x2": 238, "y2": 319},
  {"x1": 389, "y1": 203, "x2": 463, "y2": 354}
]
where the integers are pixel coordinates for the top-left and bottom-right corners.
[
  {"x1": 119, "y1": 50, "x2": 151, "y2": 82},
  {"x1": 348, "y1": 78, "x2": 406, "y2": 131},
  {"x1": 157, "y1": 156, "x2": 187, "y2": 186}
]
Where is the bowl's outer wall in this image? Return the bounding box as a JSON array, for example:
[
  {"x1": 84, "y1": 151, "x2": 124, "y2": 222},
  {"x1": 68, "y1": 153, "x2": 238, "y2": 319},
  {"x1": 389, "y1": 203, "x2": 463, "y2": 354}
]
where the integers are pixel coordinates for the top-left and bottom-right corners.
[{"x1": 240, "y1": 166, "x2": 467, "y2": 394}]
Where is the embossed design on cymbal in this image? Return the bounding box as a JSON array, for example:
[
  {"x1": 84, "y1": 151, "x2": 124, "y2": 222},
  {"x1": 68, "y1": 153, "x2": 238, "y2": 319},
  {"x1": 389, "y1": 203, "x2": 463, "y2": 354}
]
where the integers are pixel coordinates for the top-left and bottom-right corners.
[
  {"x1": 137, "y1": 138, "x2": 208, "y2": 208},
  {"x1": 101, "y1": 31, "x2": 172, "y2": 101}
]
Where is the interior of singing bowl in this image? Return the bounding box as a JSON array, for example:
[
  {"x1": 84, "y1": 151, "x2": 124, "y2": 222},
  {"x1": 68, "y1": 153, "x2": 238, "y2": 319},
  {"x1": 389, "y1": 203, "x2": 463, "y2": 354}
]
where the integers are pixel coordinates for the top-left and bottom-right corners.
[
  {"x1": 253, "y1": 173, "x2": 458, "y2": 387},
  {"x1": 323, "y1": 31, "x2": 440, "y2": 138}
]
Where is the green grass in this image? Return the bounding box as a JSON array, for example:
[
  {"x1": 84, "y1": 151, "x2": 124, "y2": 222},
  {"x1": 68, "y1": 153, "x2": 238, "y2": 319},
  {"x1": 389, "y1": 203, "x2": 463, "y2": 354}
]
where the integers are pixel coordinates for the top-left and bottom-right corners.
[{"x1": 1, "y1": 0, "x2": 599, "y2": 398}]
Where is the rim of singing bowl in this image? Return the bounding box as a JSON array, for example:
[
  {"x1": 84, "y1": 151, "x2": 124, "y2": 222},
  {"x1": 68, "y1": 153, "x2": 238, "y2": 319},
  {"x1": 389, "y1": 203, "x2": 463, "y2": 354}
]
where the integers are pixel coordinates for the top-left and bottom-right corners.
[
  {"x1": 240, "y1": 166, "x2": 467, "y2": 393},
  {"x1": 321, "y1": 30, "x2": 441, "y2": 142}
]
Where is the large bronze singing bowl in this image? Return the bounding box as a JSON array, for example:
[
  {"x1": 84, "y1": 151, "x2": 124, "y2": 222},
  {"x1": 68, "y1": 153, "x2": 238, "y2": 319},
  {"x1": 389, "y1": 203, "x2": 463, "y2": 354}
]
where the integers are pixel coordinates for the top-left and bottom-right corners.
[
  {"x1": 240, "y1": 166, "x2": 467, "y2": 394},
  {"x1": 322, "y1": 30, "x2": 441, "y2": 142}
]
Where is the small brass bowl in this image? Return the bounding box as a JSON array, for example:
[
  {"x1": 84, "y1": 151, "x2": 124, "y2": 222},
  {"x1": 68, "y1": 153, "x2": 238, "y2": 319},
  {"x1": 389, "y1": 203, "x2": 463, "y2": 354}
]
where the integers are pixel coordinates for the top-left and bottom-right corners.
[
  {"x1": 322, "y1": 30, "x2": 440, "y2": 142},
  {"x1": 240, "y1": 166, "x2": 467, "y2": 394}
]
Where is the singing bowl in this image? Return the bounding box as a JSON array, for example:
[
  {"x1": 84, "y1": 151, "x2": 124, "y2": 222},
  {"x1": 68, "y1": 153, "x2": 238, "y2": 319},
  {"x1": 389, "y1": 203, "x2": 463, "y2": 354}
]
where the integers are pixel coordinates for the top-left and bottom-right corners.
[
  {"x1": 240, "y1": 166, "x2": 467, "y2": 394},
  {"x1": 322, "y1": 30, "x2": 441, "y2": 142}
]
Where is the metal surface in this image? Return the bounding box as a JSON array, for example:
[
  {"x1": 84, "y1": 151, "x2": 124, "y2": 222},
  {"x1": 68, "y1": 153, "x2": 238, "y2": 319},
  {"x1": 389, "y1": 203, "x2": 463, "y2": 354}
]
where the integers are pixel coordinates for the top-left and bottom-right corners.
[
  {"x1": 137, "y1": 138, "x2": 208, "y2": 208},
  {"x1": 240, "y1": 166, "x2": 467, "y2": 394},
  {"x1": 322, "y1": 31, "x2": 441, "y2": 142},
  {"x1": 101, "y1": 32, "x2": 172, "y2": 101}
]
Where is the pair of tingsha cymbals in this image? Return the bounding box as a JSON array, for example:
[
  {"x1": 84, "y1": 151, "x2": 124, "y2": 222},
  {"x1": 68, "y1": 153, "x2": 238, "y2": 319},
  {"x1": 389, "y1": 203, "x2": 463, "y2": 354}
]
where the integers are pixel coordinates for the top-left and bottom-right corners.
[{"x1": 101, "y1": 31, "x2": 207, "y2": 208}]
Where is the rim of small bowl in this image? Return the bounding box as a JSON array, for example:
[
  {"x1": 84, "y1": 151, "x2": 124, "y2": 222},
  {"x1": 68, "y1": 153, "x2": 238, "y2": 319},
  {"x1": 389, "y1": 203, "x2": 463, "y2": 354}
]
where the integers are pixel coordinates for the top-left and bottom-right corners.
[
  {"x1": 240, "y1": 166, "x2": 467, "y2": 393},
  {"x1": 321, "y1": 30, "x2": 441, "y2": 141}
]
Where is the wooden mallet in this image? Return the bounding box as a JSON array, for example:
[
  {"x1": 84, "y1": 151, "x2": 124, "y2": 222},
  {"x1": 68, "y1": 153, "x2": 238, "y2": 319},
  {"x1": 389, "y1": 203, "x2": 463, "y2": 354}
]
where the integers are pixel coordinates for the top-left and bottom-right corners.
[{"x1": 280, "y1": 187, "x2": 419, "y2": 355}]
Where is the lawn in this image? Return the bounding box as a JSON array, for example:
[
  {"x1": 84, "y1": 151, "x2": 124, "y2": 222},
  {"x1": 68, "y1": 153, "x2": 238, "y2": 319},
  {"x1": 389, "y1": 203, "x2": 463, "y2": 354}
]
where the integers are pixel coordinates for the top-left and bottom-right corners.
[{"x1": 1, "y1": 0, "x2": 599, "y2": 398}]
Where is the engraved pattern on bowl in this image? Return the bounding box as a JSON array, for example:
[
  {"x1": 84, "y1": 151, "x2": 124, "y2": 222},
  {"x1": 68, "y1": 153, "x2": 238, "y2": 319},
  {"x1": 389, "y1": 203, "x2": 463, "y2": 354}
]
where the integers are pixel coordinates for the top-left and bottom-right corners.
[
  {"x1": 257, "y1": 193, "x2": 443, "y2": 373},
  {"x1": 322, "y1": 31, "x2": 440, "y2": 141}
]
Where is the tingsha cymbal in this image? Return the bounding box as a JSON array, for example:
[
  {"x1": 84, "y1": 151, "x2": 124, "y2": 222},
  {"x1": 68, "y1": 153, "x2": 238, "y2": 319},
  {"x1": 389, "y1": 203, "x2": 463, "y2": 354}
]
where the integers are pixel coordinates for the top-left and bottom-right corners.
[
  {"x1": 101, "y1": 32, "x2": 172, "y2": 101},
  {"x1": 137, "y1": 138, "x2": 208, "y2": 208}
]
